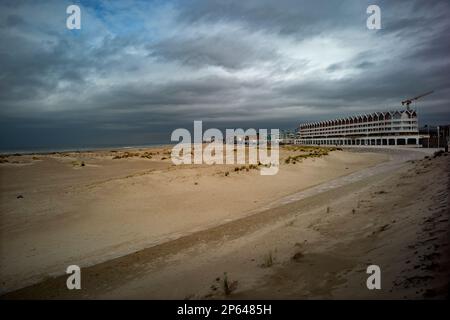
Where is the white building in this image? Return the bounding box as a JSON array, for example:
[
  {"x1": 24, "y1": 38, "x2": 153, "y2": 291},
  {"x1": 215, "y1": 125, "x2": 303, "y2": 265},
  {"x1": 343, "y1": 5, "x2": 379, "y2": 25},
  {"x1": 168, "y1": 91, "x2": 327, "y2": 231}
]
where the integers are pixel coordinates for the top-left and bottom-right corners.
[{"x1": 296, "y1": 109, "x2": 424, "y2": 146}]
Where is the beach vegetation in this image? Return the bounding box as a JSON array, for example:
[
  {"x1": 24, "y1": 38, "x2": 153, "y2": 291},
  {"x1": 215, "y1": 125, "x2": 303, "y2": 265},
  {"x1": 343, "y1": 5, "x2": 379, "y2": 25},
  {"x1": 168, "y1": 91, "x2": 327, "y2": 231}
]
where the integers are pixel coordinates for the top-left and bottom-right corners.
[
  {"x1": 222, "y1": 272, "x2": 238, "y2": 296},
  {"x1": 291, "y1": 250, "x2": 304, "y2": 262},
  {"x1": 261, "y1": 251, "x2": 274, "y2": 268}
]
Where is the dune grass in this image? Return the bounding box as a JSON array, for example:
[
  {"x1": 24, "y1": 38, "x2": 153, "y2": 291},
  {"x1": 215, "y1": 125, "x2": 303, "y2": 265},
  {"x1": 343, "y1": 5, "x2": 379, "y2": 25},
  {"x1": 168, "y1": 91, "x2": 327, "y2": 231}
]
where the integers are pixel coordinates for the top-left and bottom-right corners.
[{"x1": 283, "y1": 146, "x2": 341, "y2": 164}]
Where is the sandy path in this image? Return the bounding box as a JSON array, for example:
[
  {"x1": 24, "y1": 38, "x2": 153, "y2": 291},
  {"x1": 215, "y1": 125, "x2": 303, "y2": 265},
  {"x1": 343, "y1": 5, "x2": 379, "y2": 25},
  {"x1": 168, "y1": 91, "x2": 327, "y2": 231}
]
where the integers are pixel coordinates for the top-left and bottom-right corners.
[
  {"x1": 3, "y1": 148, "x2": 448, "y2": 299},
  {"x1": 265, "y1": 147, "x2": 431, "y2": 209}
]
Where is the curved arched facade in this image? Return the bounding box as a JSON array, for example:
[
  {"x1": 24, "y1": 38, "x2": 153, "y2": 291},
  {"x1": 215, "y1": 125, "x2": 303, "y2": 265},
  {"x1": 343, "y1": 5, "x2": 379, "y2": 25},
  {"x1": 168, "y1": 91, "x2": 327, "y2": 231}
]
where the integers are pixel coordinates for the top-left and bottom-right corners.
[{"x1": 296, "y1": 110, "x2": 420, "y2": 146}]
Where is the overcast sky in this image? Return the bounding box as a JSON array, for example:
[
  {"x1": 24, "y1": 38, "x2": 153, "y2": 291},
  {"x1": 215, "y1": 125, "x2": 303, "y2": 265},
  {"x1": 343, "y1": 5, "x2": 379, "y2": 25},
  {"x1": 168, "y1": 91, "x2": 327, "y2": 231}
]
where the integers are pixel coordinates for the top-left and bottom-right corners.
[{"x1": 0, "y1": 0, "x2": 449, "y2": 150}]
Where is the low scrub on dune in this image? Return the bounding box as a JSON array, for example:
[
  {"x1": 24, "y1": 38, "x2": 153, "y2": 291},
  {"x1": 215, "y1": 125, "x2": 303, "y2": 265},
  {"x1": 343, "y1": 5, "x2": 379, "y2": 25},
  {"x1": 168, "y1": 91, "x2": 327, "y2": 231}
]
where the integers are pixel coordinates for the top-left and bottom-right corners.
[
  {"x1": 112, "y1": 150, "x2": 163, "y2": 159},
  {"x1": 112, "y1": 152, "x2": 140, "y2": 159},
  {"x1": 71, "y1": 160, "x2": 85, "y2": 167},
  {"x1": 283, "y1": 146, "x2": 341, "y2": 164}
]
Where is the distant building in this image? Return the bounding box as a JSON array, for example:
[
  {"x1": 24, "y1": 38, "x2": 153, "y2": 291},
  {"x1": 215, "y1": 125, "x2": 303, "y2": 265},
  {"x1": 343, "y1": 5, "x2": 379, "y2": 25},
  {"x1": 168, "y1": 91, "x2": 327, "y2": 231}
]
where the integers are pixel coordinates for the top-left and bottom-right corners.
[
  {"x1": 224, "y1": 132, "x2": 258, "y2": 145},
  {"x1": 420, "y1": 125, "x2": 450, "y2": 148},
  {"x1": 279, "y1": 130, "x2": 297, "y2": 144},
  {"x1": 296, "y1": 109, "x2": 426, "y2": 146}
]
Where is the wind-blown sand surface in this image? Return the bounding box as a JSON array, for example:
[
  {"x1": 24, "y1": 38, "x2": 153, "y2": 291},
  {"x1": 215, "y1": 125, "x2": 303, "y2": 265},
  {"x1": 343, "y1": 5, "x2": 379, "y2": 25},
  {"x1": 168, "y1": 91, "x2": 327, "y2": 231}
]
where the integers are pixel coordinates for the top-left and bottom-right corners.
[{"x1": 0, "y1": 146, "x2": 448, "y2": 299}]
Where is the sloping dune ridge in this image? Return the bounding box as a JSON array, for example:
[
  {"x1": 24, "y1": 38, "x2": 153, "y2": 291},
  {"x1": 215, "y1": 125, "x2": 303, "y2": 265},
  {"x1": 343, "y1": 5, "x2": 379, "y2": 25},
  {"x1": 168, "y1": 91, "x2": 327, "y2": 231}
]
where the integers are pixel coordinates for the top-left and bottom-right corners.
[{"x1": 0, "y1": 146, "x2": 448, "y2": 299}]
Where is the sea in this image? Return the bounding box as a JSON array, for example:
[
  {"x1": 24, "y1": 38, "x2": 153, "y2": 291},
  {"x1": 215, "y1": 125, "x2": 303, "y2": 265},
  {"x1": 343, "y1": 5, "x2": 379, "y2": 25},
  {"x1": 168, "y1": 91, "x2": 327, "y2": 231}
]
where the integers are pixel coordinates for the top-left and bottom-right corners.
[{"x1": 0, "y1": 142, "x2": 175, "y2": 156}]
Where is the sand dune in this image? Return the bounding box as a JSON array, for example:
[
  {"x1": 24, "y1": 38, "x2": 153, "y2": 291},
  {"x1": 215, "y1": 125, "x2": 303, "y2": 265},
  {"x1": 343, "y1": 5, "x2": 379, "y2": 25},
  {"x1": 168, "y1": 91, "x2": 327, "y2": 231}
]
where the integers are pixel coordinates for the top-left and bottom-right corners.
[{"x1": 1, "y1": 146, "x2": 448, "y2": 299}]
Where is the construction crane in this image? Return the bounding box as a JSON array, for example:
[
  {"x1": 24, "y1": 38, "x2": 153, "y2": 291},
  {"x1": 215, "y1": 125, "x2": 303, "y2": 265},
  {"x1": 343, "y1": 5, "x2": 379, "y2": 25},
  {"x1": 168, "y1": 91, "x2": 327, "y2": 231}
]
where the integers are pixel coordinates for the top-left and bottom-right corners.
[{"x1": 401, "y1": 91, "x2": 434, "y2": 110}]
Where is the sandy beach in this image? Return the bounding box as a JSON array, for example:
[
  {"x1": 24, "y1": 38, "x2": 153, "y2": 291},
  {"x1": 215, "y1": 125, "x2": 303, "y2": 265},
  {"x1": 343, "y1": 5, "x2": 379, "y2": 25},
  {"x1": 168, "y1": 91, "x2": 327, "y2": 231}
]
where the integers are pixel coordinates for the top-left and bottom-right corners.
[{"x1": 0, "y1": 145, "x2": 448, "y2": 299}]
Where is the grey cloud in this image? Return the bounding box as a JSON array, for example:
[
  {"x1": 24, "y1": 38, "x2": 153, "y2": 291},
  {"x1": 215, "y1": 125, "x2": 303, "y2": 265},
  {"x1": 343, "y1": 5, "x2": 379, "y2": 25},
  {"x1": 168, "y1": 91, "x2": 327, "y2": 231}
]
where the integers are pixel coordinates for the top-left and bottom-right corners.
[
  {"x1": 5, "y1": 14, "x2": 26, "y2": 27},
  {"x1": 148, "y1": 31, "x2": 278, "y2": 69},
  {"x1": 176, "y1": 0, "x2": 367, "y2": 38},
  {"x1": 0, "y1": 0, "x2": 449, "y2": 151}
]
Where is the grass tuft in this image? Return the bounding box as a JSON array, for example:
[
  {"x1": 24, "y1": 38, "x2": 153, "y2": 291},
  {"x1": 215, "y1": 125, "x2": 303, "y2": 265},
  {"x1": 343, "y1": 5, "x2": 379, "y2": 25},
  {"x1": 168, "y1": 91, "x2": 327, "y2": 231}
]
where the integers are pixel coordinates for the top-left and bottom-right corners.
[
  {"x1": 222, "y1": 272, "x2": 238, "y2": 296},
  {"x1": 261, "y1": 251, "x2": 274, "y2": 268}
]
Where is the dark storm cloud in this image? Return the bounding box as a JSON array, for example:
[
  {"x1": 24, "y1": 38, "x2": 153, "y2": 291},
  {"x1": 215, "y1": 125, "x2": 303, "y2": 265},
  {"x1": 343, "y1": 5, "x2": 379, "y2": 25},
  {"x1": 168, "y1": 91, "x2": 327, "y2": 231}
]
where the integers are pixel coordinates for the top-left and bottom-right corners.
[
  {"x1": 0, "y1": 0, "x2": 449, "y2": 150},
  {"x1": 148, "y1": 31, "x2": 279, "y2": 69},
  {"x1": 175, "y1": 0, "x2": 368, "y2": 37}
]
